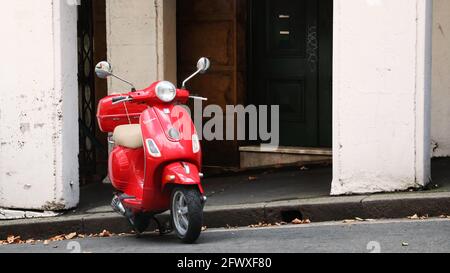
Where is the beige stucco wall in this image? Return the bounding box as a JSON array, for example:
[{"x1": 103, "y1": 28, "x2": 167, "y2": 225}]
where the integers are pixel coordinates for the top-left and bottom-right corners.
[
  {"x1": 106, "y1": 0, "x2": 177, "y2": 94},
  {"x1": 431, "y1": 0, "x2": 450, "y2": 157}
]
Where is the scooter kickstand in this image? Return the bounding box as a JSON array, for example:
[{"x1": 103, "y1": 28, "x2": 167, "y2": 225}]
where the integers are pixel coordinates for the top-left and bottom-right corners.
[{"x1": 153, "y1": 217, "x2": 173, "y2": 236}]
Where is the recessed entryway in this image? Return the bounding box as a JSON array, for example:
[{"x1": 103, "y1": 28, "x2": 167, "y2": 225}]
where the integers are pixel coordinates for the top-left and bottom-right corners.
[{"x1": 176, "y1": 0, "x2": 333, "y2": 169}]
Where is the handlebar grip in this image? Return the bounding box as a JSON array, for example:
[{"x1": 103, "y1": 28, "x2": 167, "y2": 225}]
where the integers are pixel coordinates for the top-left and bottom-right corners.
[{"x1": 112, "y1": 96, "x2": 127, "y2": 103}]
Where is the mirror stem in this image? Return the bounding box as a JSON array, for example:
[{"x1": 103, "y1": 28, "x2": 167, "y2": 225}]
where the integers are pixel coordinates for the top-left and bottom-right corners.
[
  {"x1": 111, "y1": 74, "x2": 136, "y2": 92},
  {"x1": 182, "y1": 69, "x2": 202, "y2": 89}
]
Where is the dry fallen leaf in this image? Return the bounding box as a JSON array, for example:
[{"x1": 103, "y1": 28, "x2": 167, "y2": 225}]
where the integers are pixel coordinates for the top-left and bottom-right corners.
[
  {"x1": 408, "y1": 214, "x2": 428, "y2": 220},
  {"x1": 7, "y1": 235, "x2": 22, "y2": 244},
  {"x1": 248, "y1": 222, "x2": 264, "y2": 228},
  {"x1": 49, "y1": 235, "x2": 65, "y2": 242},
  {"x1": 65, "y1": 232, "x2": 77, "y2": 240},
  {"x1": 292, "y1": 218, "x2": 311, "y2": 225},
  {"x1": 25, "y1": 239, "x2": 36, "y2": 245},
  {"x1": 408, "y1": 214, "x2": 419, "y2": 220},
  {"x1": 99, "y1": 230, "x2": 112, "y2": 237}
]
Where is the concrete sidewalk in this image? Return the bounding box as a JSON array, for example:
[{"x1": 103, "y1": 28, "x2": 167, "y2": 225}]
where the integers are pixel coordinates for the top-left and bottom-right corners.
[{"x1": 1, "y1": 159, "x2": 450, "y2": 240}]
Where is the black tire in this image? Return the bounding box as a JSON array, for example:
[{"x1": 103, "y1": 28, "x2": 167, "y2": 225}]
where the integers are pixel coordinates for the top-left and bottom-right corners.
[{"x1": 170, "y1": 186, "x2": 204, "y2": 244}]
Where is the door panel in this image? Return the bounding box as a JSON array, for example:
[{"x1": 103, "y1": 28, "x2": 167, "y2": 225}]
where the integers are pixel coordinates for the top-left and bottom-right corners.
[
  {"x1": 177, "y1": 0, "x2": 248, "y2": 167},
  {"x1": 252, "y1": 0, "x2": 319, "y2": 147},
  {"x1": 265, "y1": 0, "x2": 307, "y2": 57}
]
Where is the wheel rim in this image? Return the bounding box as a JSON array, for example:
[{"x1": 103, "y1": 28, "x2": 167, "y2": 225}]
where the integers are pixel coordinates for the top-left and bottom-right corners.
[{"x1": 173, "y1": 190, "x2": 189, "y2": 236}]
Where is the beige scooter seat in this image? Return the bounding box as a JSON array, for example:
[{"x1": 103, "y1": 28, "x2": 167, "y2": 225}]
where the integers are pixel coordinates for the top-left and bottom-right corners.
[{"x1": 113, "y1": 124, "x2": 143, "y2": 149}]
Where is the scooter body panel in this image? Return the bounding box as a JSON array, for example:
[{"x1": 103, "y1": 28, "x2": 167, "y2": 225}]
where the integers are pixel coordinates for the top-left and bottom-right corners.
[
  {"x1": 111, "y1": 104, "x2": 202, "y2": 212},
  {"x1": 108, "y1": 147, "x2": 145, "y2": 201}
]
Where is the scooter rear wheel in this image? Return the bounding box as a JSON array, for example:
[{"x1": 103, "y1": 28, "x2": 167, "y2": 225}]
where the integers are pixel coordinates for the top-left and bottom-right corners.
[{"x1": 170, "y1": 186, "x2": 203, "y2": 244}]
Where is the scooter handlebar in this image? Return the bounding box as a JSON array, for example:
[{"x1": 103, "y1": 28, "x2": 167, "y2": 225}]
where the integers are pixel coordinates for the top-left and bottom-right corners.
[{"x1": 112, "y1": 96, "x2": 132, "y2": 104}]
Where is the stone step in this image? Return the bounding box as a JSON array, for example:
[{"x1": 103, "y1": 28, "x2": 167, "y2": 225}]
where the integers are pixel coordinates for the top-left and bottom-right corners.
[{"x1": 239, "y1": 146, "x2": 332, "y2": 169}]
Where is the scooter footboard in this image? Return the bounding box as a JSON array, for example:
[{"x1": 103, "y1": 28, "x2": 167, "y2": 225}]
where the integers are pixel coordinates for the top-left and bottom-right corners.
[{"x1": 161, "y1": 162, "x2": 204, "y2": 194}]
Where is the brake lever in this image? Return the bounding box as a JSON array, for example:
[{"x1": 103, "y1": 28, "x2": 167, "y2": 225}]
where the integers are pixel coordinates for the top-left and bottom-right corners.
[{"x1": 189, "y1": 95, "x2": 208, "y2": 101}]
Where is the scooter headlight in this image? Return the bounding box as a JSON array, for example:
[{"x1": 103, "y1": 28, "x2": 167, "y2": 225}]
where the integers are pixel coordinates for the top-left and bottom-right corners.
[
  {"x1": 155, "y1": 81, "x2": 176, "y2": 103},
  {"x1": 192, "y1": 134, "x2": 200, "y2": 154}
]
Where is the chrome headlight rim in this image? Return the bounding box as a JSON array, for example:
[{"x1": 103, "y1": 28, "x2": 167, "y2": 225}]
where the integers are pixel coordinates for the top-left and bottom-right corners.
[{"x1": 155, "y1": 81, "x2": 176, "y2": 103}]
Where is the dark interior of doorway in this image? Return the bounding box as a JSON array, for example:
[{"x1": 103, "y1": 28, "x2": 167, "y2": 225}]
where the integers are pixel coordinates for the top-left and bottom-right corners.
[
  {"x1": 176, "y1": 0, "x2": 333, "y2": 169},
  {"x1": 77, "y1": 0, "x2": 108, "y2": 186},
  {"x1": 247, "y1": 0, "x2": 333, "y2": 148}
]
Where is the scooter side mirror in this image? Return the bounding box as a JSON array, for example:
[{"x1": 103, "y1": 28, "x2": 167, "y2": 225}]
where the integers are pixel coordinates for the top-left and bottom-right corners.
[
  {"x1": 95, "y1": 61, "x2": 137, "y2": 92},
  {"x1": 182, "y1": 57, "x2": 211, "y2": 89},
  {"x1": 95, "y1": 61, "x2": 113, "y2": 79},
  {"x1": 197, "y1": 57, "x2": 211, "y2": 74}
]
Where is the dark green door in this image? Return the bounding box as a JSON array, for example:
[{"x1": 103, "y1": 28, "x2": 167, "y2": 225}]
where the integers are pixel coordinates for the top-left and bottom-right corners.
[{"x1": 251, "y1": 0, "x2": 332, "y2": 148}]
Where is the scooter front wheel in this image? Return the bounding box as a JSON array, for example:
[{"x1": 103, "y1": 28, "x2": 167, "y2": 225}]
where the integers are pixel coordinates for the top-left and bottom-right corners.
[{"x1": 170, "y1": 186, "x2": 203, "y2": 244}]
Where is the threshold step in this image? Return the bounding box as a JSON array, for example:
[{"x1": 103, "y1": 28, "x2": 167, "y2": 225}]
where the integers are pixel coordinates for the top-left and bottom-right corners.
[{"x1": 239, "y1": 146, "x2": 332, "y2": 169}]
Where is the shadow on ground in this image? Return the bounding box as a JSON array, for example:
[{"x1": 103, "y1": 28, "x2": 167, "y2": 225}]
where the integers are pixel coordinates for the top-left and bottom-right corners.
[{"x1": 78, "y1": 158, "x2": 450, "y2": 214}]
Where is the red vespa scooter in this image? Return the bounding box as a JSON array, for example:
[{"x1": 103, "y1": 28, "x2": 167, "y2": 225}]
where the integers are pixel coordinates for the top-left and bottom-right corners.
[{"x1": 95, "y1": 57, "x2": 210, "y2": 244}]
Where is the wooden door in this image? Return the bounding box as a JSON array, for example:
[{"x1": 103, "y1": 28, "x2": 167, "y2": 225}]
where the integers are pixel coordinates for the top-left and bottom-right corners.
[
  {"x1": 177, "y1": 0, "x2": 247, "y2": 167},
  {"x1": 250, "y1": 0, "x2": 332, "y2": 148}
]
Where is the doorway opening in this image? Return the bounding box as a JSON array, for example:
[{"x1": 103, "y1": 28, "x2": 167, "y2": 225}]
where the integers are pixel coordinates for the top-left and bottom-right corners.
[
  {"x1": 176, "y1": 0, "x2": 333, "y2": 170},
  {"x1": 77, "y1": 0, "x2": 108, "y2": 186},
  {"x1": 248, "y1": 0, "x2": 332, "y2": 148},
  {"x1": 241, "y1": 0, "x2": 333, "y2": 169}
]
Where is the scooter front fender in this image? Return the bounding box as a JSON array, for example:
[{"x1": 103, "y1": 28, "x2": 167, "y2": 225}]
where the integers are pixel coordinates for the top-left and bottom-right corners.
[{"x1": 162, "y1": 162, "x2": 204, "y2": 194}]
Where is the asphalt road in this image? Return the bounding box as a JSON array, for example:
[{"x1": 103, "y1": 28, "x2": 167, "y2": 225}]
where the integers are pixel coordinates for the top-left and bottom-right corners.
[{"x1": 1, "y1": 218, "x2": 450, "y2": 253}]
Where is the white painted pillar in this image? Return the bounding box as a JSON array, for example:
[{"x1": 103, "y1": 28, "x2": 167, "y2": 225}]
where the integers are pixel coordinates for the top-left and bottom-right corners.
[
  {"x1": 331, "y1": 0, "x2": 433, "y2": 195},
  {"x1": 0, "y1": 0, "x2": 79, "y2": 209},
  {"x1": 106, "y1": 0, "x2": 177, "y2": 94}
]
